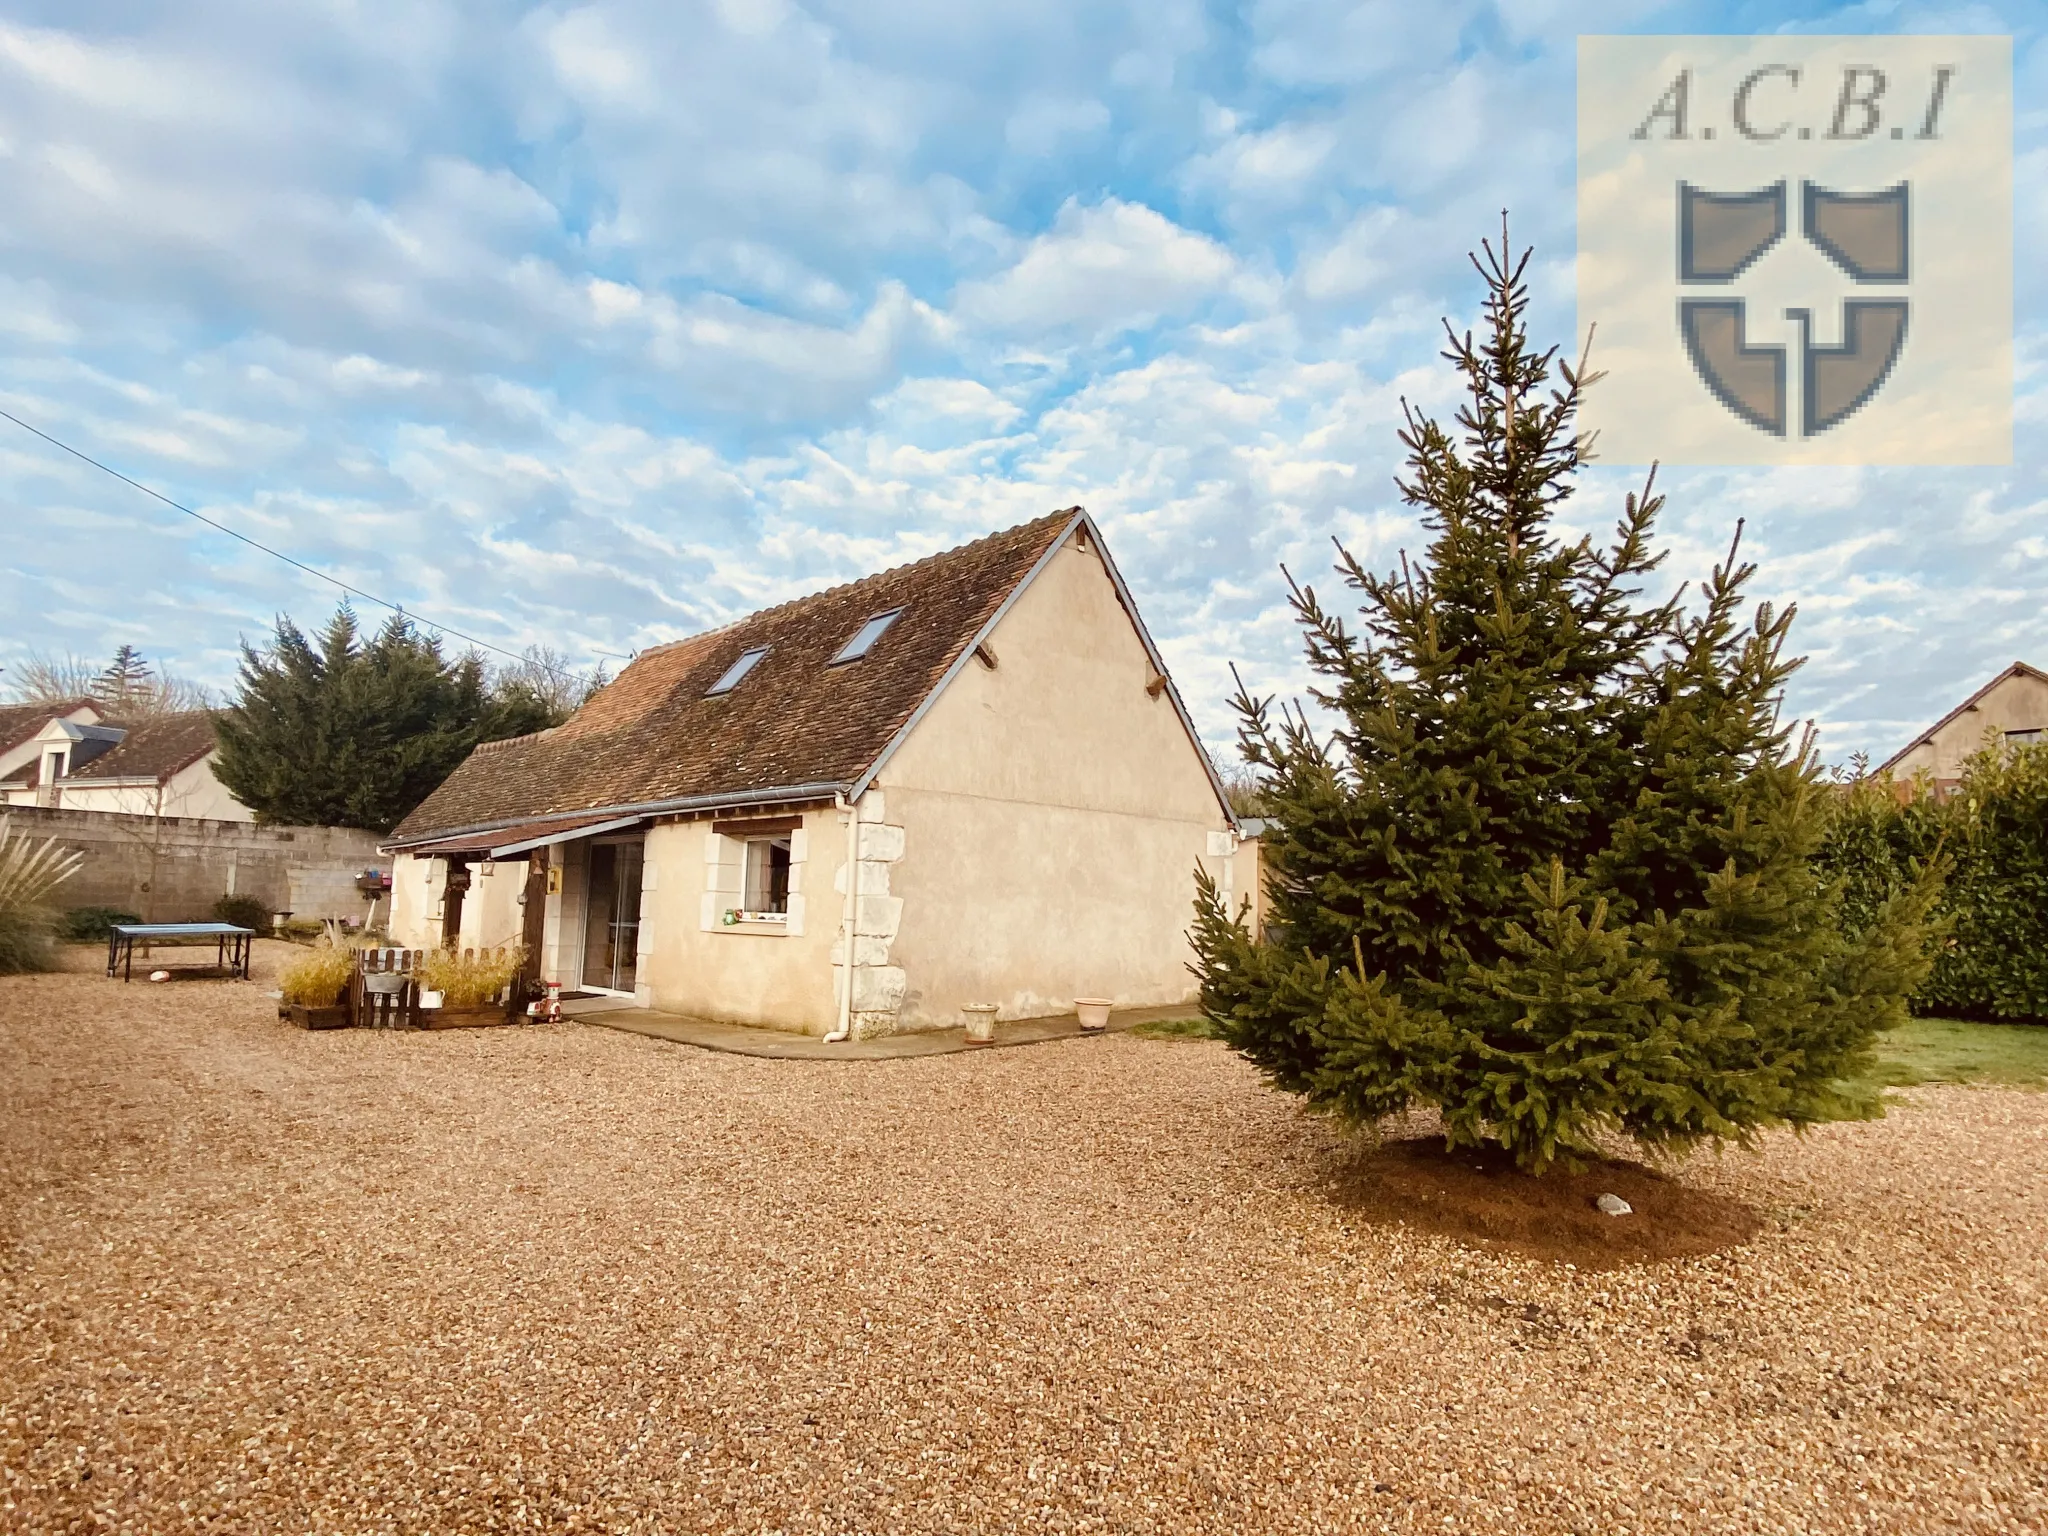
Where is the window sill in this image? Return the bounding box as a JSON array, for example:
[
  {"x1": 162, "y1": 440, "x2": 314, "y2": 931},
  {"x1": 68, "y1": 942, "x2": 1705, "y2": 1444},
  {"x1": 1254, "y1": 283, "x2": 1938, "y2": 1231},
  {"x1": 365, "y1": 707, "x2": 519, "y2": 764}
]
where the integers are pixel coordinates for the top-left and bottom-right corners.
[{"x1": 720, "y1": 911, "x2": 790, "y2": 933}]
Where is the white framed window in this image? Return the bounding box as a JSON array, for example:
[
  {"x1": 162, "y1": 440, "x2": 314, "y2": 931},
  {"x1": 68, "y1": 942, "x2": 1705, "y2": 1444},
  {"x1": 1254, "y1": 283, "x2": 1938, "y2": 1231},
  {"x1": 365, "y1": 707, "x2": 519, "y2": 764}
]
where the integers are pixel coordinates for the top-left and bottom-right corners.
[
  {"x1": 830, "y1": 609, "x2": 902, "y2": 664},
  {"x1": 707, "y1": 646, "x2": 769, "y2": 696},
  {"x1": 703, "y1": 821, "x2": 806, "y2": 934},
  {"x1": 2006, "y1": 728, "x2": 2043, "y2": 745},
  {"x1": 741, "y1": 835, "x2": 792, "y2": 918}
]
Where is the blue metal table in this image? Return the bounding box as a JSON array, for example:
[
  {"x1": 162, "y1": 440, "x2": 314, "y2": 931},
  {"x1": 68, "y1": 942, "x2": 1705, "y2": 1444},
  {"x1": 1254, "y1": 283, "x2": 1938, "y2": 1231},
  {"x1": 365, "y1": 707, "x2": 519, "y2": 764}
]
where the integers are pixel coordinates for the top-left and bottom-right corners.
[{"x1": 106, "y1": 923, "x2": 255, "y2": 982}]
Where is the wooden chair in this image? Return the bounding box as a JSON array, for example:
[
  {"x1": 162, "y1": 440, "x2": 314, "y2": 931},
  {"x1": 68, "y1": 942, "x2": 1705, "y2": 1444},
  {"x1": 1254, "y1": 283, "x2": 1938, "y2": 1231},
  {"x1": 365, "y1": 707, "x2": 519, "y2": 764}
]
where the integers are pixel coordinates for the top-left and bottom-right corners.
[{"x1": 352, "y1": 947, "x2": 426, "y2": 1029}]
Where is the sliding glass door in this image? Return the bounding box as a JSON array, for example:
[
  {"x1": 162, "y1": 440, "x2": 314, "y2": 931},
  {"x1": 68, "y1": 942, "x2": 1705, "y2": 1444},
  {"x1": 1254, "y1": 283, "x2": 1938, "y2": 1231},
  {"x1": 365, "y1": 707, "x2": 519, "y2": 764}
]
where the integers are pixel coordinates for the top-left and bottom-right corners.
[{"x1": 580, "y1": 839, "x2": 644, "y2": 993}]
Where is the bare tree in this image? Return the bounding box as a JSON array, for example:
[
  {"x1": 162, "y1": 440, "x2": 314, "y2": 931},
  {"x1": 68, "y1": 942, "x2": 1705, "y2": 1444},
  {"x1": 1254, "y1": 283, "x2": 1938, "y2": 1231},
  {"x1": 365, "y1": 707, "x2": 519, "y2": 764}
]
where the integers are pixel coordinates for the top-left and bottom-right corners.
[
  {"x1": 490, "y1": 645, "x2": 609, "y2": 723},
  {"x1": 1216, "y1": 762, "x2": 1268, "y2": 820},
  {"x1": 2, "y1": 651, "x2": 98, "y2": 703}
]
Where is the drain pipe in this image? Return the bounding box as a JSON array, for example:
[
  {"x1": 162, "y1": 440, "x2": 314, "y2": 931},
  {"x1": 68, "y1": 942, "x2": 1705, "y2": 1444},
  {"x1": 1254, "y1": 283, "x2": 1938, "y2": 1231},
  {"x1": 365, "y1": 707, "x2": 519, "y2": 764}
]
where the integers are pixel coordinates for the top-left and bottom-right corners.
[{"x1": 825, "y1": 791, "x2": 860, "y2": 1043}]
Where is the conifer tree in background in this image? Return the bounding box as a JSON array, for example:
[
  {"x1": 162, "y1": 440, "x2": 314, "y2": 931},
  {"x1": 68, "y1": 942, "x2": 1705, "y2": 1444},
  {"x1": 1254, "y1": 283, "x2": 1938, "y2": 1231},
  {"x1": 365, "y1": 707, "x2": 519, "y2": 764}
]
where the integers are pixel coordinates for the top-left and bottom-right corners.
[
  {"x1": 214, "y1": 606, "x2": 570, "y2": 833},
  {"x1": 93, "y1": 645, "x2": 156, "y2": 714},
  {"x1": 1191, "y1": 232, "x2": 1944, "y2": 1174}
]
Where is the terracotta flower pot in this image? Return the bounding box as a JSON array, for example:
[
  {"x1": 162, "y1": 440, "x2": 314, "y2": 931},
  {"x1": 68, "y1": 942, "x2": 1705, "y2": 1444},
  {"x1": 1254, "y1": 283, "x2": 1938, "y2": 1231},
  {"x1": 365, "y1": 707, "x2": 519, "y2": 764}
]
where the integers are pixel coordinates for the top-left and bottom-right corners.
[
  {"x1": 962, "y1": 1003, "x2": 999, "y2": 1045},
  {"x1": 1074, "y1": 997, "x2": 1112, "y2": 1032}
]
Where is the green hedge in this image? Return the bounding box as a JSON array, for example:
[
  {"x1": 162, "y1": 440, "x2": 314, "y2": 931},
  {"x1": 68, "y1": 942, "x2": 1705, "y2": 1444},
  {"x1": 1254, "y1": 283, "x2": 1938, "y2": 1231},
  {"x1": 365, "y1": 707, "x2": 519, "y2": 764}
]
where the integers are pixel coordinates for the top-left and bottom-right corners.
[
  {"x1": 213, "y1": 894, "x2": 272, "y2": 933},
  {"x1": 1819, "y1": 744, "x2": 2048, "y2": 1021},
  {"x1": 58, "y1": 906, "x2": 143, "y2": 943}
]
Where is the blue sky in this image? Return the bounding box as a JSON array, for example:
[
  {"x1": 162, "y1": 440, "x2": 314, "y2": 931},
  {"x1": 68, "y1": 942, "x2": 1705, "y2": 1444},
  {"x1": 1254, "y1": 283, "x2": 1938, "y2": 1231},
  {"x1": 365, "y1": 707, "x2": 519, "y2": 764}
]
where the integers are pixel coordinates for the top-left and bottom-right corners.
[{"x1": 0, "y1": 0, "x2": 2040, "y2": 766}]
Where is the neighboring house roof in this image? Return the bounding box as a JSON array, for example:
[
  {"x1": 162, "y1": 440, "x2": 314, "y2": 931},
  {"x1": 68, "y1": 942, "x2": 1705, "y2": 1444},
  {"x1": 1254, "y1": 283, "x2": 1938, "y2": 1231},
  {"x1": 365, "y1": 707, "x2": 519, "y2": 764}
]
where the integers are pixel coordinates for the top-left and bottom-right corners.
[
  {"x1": 1875, "y1": 661, "x2": 2048, "y2": 777},
  {"x1": 65, "y1": 711, "x2": 220, "y2": 784},
  {"x1": 391, "y1": 508, "x2": 1228, "y2": 847},
  {"x1": 51, "y1": 721, "x2": 128, "y2": 775},
  {"x1": 2, "y1": 714, "x2": 124, "y2": 787},
  {"x1": 0, "y1": 697, "x2": 98, "y2": 753}
]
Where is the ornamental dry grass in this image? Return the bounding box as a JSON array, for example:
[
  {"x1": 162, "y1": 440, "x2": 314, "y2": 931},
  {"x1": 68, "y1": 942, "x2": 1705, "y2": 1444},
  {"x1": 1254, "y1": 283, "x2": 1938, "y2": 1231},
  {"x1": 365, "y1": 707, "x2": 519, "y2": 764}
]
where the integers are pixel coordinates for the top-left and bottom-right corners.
[{"x1": 2, "y1": 944, "x2": 2043, "y2": 1535}]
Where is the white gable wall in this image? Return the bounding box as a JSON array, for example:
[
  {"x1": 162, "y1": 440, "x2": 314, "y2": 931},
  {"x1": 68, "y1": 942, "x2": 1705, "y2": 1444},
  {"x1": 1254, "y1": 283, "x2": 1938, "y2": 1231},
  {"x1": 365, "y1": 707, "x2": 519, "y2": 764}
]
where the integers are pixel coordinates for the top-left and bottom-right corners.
[{"x1": 877, "y1": 530, "x2": 1235, "y2": 1030}]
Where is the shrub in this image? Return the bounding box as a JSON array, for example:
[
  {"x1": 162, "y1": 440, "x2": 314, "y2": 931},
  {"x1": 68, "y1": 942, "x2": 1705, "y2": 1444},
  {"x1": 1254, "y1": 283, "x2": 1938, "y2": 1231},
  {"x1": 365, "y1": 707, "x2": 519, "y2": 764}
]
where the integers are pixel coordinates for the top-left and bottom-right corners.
[
  {"x1": 0, "y1": 815, "x2": 84, "y2": 976},
  {"x1": 1922, "y1": 743, "x2": 2048, "y2": 1020},
  {"x1": 213, "y1": 894, "x2": 272, "y2": 933},
  {"x1": 420, "y1": 946, "x2": 523, "y2": 1007},
  {"x1": 59, "y1": 906, "x2": 144, "y2": 943},
  {"x1": 1815, "y1": 745, "x2": 2048, "y2": 1023},
  {"x1": 1190, "y1": 234, "x2": 1944, "y2": 1174},
  {"x1": 278, "y1": 945, "x2": 354, "y2": 1008},
  {"x1": 0, "y1": 911, "x2": 57, "y2": 974}
]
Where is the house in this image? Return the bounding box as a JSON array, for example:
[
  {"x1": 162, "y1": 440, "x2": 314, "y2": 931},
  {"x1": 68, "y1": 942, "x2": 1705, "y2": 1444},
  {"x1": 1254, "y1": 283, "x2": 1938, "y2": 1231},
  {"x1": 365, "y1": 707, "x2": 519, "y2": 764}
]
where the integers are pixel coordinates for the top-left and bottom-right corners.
[
  {"x1": 0, "y1": 705, "x2": 252, "y2": 821},
  {"x1": 1876, "y1": 661, "x2": 2048, "y2": 797},
  {"x1": 383, "y1": 508, "x2": 1256, "y2": 1038},
  {"x1": 0, "y1": 697, "x2": 103, "y2": 794}
]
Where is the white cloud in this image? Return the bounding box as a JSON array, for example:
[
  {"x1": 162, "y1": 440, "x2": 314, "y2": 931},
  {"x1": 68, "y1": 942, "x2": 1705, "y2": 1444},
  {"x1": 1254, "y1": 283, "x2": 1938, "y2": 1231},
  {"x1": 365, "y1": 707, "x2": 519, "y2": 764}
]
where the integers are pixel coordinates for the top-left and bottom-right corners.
[
  {"x1": 0, "y1": 0, "x2": 2042, "y2": 777},
  {"x1": 1182, "y1": 119, "x2": 1338, "y2": 209},
  {"x1": 953, "y1": 198, "x2": 1239, "y2": 337}
]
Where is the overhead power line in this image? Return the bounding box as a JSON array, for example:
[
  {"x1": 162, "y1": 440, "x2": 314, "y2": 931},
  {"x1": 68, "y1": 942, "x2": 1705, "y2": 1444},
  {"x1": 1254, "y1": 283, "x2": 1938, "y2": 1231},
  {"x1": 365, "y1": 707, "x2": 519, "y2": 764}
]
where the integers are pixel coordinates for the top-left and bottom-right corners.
[{"x1": 0, "y1": 406, "x2": 629, "y2": 679}]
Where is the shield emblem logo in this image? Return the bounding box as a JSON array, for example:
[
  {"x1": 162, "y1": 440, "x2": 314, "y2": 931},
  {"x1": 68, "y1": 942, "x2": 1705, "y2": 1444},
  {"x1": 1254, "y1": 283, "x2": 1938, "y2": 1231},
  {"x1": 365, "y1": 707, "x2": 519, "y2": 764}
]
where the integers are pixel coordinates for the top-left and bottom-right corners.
[{"x1": 1676, "y1": 179, "x2": 1910, "y2": 439}]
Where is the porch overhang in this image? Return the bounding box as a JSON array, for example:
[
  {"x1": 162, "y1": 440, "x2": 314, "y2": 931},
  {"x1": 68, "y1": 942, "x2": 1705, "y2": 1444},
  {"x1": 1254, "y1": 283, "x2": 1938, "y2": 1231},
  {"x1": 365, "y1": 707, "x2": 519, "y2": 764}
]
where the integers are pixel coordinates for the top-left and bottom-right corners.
[
  {"x1": 381, "y1": 781, "x2": 850, "y2": 858},
  {"x1": 488, "y1": 814, "x2": 645, "y2": 858},
  {"x1": 396, "y1": 809, "x2": 641, "y2": 859}
]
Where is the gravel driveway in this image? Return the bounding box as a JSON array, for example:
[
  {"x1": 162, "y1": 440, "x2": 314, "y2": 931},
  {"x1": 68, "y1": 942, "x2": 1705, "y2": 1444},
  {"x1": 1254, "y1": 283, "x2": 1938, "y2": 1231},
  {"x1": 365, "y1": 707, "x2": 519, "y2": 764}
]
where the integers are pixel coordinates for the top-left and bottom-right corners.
[{"x1": 3, "y1": 945, "x2": 2043, "y2": 1533}]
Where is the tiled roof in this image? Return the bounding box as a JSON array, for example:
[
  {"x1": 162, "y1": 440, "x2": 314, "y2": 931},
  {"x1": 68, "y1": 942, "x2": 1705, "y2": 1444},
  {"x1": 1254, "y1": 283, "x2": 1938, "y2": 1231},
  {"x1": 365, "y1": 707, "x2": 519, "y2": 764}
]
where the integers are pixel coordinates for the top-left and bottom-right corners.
[
  {"x1": 66, "y1": 711, "x2": 221, "y2": 783},
  {"x1": 390, "y1": 510, "x2": 1084, "y2": 844},
  {"x1": 0, "y1": 698, "x2": 98, "y2": 753}
]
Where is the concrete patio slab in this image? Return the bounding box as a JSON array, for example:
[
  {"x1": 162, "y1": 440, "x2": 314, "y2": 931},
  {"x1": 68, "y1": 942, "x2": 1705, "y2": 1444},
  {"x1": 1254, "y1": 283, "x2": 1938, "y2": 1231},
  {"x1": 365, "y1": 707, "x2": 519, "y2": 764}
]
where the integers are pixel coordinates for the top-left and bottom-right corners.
[{"x1": 578, "y1": 1001, "x2": 1202, "y2": 1059}]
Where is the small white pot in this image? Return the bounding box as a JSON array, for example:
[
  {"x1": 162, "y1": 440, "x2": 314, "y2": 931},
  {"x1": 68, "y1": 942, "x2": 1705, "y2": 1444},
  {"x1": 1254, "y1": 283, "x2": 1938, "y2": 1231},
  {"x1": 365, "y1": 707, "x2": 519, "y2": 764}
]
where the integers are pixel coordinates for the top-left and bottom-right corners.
[
  {"x1": 962, "y1": 1003, "x2": 999, "y2": 1045},
  {"x1": 419, "y1": 990, "x2": 445, "y2": 1009},
  {"x1": 1074, "y1": 997, "x2": 1112, "y2": 1032}
]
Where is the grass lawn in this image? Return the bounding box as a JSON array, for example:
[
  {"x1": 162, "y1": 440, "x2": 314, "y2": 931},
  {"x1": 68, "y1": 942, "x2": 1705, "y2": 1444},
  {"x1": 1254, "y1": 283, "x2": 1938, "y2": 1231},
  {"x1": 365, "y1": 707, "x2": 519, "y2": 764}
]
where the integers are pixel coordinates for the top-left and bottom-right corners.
[
  {"x1": 1867, "y1": 1015, "x2": 2048, "y2": 1089},
  {"x1": 1138, "y1": 1012, "x2": 2048, "y2": 1092}
]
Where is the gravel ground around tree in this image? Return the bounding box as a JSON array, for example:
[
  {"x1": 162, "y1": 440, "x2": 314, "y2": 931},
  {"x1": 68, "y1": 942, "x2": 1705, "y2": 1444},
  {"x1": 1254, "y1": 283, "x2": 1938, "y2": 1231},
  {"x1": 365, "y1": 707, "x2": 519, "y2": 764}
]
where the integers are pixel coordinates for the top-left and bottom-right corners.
[{"x1": 3, "y1": 944, "x2": 2043, "y2": 1534}]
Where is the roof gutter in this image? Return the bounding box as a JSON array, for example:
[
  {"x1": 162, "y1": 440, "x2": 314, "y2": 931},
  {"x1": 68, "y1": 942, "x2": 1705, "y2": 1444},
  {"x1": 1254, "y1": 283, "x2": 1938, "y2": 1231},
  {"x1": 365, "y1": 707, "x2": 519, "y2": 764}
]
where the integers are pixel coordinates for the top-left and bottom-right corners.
[{"x1": 380, "y1": 780, "x2": 852, "y2": 856}]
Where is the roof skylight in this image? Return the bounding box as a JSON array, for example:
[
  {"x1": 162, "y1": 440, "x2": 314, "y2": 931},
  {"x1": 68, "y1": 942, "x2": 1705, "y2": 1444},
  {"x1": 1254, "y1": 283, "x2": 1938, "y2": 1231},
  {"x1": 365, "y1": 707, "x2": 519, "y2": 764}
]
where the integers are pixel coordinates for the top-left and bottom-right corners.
[
  {"x1": 706, "y1": 646, "x2": 769, "y2": 696},
  {"x1": 830, "y1": 608, "x2": 903, "y2": 665}
]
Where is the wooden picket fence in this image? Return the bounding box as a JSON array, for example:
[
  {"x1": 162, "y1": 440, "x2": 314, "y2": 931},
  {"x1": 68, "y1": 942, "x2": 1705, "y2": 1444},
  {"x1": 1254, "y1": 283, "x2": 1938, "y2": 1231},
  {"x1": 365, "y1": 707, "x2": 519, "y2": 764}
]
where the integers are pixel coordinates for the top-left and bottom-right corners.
[{"x1": 348, "y1": 946, "x2": 523, "y2": 1030}]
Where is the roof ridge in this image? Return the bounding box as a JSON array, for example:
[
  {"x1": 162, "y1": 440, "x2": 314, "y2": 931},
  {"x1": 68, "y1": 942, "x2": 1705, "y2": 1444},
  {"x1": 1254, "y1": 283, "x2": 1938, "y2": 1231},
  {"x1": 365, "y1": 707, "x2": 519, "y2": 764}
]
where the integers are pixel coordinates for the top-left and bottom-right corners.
[
  {"x1": 647, "y1": 509, "x2": 1081, "y2": 655},
  {"x1": 474, "y1": 726, "x2": 558, "y2": 756}
]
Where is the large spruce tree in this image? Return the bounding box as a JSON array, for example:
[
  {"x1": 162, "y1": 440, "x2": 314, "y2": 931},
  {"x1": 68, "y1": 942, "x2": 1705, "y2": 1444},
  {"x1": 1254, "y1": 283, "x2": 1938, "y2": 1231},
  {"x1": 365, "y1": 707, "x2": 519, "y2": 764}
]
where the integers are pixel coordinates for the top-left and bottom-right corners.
[
  {"x1": 214, "y1": 607, "x2": 564, "y2": 833},
  {"x1": 1192, "y1": 235, "x2": 1942, "y2": 1173}
]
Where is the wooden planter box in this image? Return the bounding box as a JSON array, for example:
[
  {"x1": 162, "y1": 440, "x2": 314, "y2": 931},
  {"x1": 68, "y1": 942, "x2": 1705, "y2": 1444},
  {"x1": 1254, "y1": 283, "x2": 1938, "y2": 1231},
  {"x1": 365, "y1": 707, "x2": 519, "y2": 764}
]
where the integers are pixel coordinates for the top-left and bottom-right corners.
[
  {"x1": 282, "y1": 1002, "x2": 350, "y2": 1031},
  {"x1": 421, "y1": 1001, "x2": 516, "y2": 1030}
]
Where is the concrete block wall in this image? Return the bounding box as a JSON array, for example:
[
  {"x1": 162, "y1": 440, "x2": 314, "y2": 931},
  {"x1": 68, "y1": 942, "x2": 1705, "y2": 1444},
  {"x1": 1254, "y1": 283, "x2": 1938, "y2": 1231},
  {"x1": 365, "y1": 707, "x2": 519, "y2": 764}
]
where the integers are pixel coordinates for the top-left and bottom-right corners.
[{"x1": 7, "y1": 805, "x2": 390, "y2": 923}]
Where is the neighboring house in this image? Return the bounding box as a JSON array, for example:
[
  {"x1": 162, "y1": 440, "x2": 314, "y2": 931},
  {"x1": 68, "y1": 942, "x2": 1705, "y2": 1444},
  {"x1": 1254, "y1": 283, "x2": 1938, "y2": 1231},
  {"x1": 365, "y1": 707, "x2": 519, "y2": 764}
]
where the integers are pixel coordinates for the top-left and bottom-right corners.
[
  {"x1": 383, "y1": 508, "x2": 1254, "y2": 1038},
  {"x1": 0, "y1": 697, "x2": 104, "y2": 793},
  {"x1": 0, "y1": 708, "x2": 252, "y2": 822},
  {"x1": 1877, "y1": 661, "x2": 2048, "y2": 797}
]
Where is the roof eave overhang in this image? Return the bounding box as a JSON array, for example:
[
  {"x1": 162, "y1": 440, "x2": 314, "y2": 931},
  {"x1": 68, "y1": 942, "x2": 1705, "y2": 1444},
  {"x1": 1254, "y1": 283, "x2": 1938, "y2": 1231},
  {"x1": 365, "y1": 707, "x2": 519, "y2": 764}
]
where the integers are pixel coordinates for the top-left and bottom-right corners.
[{"x1": 380, "y1": 780, "x2": 851, "y2": 856}]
